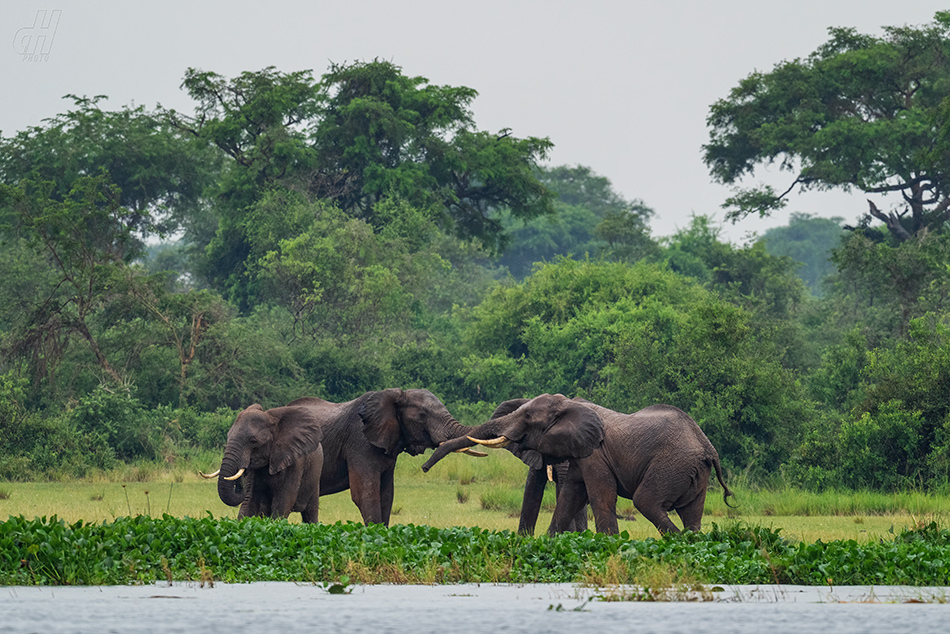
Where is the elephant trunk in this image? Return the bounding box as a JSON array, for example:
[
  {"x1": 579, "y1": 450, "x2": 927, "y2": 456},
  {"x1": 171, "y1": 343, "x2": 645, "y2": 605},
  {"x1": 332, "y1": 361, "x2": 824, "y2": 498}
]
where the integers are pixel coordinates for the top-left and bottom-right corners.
[
  {"x1": 422, "y1": 418, "x2": 508, "y2": 472},
  {"x1": 217, "y1": 450, "x2": 250, "y2": 507},
  {"x1": 428, "y1": 414, "x2": 474, "y2": 446},
  {"x1": 421, "y1": 435, "x2": 477, "y2": 472}
]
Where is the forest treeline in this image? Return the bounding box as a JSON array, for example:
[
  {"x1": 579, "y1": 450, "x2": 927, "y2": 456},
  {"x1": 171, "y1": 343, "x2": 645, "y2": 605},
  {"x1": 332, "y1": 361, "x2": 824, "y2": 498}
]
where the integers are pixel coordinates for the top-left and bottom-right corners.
[{"x1": 5, "y1": 14, "x2": 950, "y2": 492}]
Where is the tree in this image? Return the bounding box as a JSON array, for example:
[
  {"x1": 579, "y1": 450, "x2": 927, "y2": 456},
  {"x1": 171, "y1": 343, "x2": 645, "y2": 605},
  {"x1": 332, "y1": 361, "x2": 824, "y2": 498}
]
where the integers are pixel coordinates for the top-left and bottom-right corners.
[
  {"x1": 497, "y1": 165, "x2": 656, "y2": 277},
  {"x1": 760, "y1": 212, "x2": 847, "y2": 296},
  {"x1": 167, "y1": 61, "x2": 555, "y2": 301},
  {"x1": 0, "y1": 95, "x2": 218, "y2": 240},
  {"x1": 460, "y1": 257, "x2": 811, "y2": 473},
  {"x1": 824, "y1": 230, "x2": 950, "y2": 342},
  {"x1": 0, "y1": 176, "x2": 147, "y2": 385},
  {"x1": 704, "y1": 12, "x2": 950, "y2": 241},
  {"x1": 659, "y1": 216, "x2": 814, "y2": 370}
]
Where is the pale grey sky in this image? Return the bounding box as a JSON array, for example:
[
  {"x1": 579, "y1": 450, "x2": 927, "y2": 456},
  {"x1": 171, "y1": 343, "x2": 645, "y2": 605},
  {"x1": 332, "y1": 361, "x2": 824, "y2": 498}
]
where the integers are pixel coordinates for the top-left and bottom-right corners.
[{"x1": 3, "y1": 1, "x2": 948, "y2": 241}]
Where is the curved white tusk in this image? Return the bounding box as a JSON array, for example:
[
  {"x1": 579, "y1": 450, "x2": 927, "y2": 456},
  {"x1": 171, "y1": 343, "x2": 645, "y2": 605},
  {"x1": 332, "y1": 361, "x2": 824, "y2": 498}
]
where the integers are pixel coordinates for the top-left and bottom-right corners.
[
  {"x1": 546, "y1": 465, "x2": 554, "y2": 481},
  {"x1": 198, "y1": 469, "x2": 220, "y2": 479},
  {"x1": 467, "y1": 435, "x2": 510, "y2": 449},
  {"x1": 455, "y1": 448, "x2": 488, "y2": 457},
  {"x1": 223, "y1": 467, "x2": 246, "y2": 481}
]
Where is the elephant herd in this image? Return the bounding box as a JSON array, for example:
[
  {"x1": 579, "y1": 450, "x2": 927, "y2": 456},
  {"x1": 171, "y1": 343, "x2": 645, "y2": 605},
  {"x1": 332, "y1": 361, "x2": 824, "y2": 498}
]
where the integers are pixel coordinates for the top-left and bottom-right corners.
[{"x1": 201, "y1": 389, "x2": 734, "y2": 536}]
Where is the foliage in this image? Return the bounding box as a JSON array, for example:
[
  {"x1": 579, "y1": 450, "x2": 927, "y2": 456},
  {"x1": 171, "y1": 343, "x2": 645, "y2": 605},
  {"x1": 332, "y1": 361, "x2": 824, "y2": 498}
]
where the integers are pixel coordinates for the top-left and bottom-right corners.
[
  {"x1": 704, "y1": 12, "x2": 950, "y2": 240},
  {"x1": 0, "y1": 176, "x2": 153, "y2": 385},
  {"x1": 760, "y1": 212, "x2": 847, "y2": 296},
  {"x1": 66, "y1": 386, "x2": 160, "y2": 462},
  {"x1": 5, "y1": 516, "x2": 950, "y2": 587},
  {"x1": 790, "y1": 314, "x2": 950, "y2": 490},
  {"x1": 825, "y1": 231, "x2": 950, "y2": 342},
  {"x1": 168, "y1": 61, "x2": 554, "y2": 302},
  {"x1": 6, "y1": 47, "x2": 950, "y2": 494},
  {"x1": 0, "y1": 373, "x2": 116, "y2": 480},
  {"x1": 461, "y1": 257, "x2": 812, "y2": 473},
  {"x1": 496, "y1": 165, "x2": 657, "y2": 277},
  {"x1": 0, "y1": 95, "x2": 217, "y2": 238}
]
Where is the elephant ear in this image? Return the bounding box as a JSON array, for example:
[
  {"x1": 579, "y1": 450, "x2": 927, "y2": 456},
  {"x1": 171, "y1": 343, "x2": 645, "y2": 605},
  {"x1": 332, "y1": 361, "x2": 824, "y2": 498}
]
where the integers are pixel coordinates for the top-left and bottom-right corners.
[
  {"x1": 537, "y1": 402, "x2": 604, "y2": 459},
  {"x1": 506, "y1": 442, "x2": 545, "y2": 470},
  {"x1": 268, "y1": 406, "x2": 324, "y2": 475},
  {"x1": 359, "y1": 389, "x2": 403, "y2": 455},
  {"x1": 491, "y1": 398, "x2": 530, "y2": 419}
]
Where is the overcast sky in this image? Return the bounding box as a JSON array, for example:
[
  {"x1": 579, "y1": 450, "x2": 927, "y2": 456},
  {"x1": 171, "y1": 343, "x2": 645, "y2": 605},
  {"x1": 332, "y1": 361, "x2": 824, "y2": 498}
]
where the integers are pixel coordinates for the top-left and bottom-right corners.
[{"x1": 3, "y1": 1, "x2": 948, "y2": 242}]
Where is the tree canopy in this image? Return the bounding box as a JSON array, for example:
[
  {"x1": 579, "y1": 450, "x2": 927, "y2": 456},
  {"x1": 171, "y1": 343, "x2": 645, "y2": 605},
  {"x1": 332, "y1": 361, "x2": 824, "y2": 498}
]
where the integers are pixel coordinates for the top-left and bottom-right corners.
[
  {"x1": 166, "y1": 61, "x2": 554, "y2": 303},
  {"x1": 704, "y1": 11, "x2": 950, "y2": 241}
]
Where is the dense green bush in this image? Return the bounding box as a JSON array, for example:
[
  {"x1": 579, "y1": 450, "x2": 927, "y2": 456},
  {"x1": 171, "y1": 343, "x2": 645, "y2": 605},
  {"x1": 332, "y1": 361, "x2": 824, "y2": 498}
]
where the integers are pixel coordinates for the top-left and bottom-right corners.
[
  {"x1": 458, "y1": 258, "x2": 812, "y2": 474},
  {"x1": 790, "y1": 315, "x2": 950, "y2": 490}
]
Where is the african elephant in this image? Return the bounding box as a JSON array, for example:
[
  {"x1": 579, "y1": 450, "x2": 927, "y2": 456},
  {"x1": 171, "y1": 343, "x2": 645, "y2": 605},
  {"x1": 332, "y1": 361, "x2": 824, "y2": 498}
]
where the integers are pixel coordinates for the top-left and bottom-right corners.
[
  {"x1": 423, "y1": 394, "x2": 734, "y2": 535},
  {"x1": 487, "y1": 397, "x2": 588, "y2": 535},
  {"x1": 205, "y1": 389, "x2": 478, "y2": 526},
  {"x1": 201, "y1": 403, "x2": 325, "y2": 522}
]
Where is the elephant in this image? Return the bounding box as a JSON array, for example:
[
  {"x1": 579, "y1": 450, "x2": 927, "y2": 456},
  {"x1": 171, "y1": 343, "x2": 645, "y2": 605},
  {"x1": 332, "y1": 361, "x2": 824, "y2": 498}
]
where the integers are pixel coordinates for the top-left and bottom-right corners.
[
  {"x1": 201, "y1": 403, "x2": 325, "y2": 522},
  {"x1": 204, "y1": 388, "x2": 480, "y2": 525},
  {"x1": 487, "y1": 397, "x2": 588, "y2": 535},
  {"x1": 422, "y1": 394, "x2": 734, "y2": 535}
]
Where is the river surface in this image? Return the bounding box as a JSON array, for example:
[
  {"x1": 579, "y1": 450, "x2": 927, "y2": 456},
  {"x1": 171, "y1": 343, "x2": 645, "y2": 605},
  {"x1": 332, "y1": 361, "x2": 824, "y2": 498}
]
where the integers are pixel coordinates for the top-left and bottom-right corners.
[{"x1": 2, "y1": 582, "x2": 949, "y2": 633}]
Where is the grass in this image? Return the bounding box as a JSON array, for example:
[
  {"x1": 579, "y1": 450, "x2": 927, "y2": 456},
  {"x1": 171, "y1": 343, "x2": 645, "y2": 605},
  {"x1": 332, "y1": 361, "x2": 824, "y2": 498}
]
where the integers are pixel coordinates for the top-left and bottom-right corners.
[{"x1": 1, "y1": 451, "x2": 948, "y2": 542}]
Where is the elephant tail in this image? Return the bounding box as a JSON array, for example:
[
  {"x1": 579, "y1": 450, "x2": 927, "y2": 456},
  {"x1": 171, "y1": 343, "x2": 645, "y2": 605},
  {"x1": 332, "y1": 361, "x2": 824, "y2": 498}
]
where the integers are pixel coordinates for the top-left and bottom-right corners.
[{"x1": 712, "y1": 456, "x2": 736, "y2": 508}]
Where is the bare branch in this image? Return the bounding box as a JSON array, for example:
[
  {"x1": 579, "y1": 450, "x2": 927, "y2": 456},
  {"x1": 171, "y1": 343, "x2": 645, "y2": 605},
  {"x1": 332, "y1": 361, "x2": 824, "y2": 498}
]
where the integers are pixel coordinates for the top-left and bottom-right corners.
[{"x1": 867, "y1": 199, "x2": 912, "y2": 241}]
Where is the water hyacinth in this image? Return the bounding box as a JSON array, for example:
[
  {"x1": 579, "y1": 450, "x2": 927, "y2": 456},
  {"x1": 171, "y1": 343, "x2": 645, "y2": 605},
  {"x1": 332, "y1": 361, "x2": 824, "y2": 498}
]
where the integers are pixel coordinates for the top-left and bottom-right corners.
[{"x1": 3, "y1": 515, "x2": 950, "y2": 587}]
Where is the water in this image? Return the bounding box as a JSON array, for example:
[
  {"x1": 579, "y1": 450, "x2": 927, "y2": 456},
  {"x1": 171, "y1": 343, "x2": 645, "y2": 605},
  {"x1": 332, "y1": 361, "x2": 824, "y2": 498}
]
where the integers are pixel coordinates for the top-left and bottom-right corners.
[{"x1": 2, "y1": 583, "x2": 948, "y2": 633}]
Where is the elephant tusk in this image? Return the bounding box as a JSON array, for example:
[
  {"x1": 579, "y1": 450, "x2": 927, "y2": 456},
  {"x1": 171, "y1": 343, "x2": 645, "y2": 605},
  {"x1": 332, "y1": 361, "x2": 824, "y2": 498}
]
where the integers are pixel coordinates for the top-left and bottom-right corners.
[
  {"x1": 455, "y1": 448, "x2": 488, "y2": 457},
  {"x1": 198, "y1": 469, "x2": 220, "y2": 479},
  {"x1": 546, "y1": 465, "x2": 554, "y2": 482},
  {"x1": 223, "y1": 467, "x2": 246, "y2": 481},
  {"x1": 467, "y1": 435, "x2": 510, "y2": 449}
]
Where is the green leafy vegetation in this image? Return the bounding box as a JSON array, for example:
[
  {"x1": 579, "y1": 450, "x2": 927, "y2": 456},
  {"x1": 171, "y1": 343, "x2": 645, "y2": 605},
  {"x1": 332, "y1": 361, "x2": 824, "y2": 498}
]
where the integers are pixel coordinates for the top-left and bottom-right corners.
[{"x1": 4, "y1": 516, "x2": 950, "y2": 587}]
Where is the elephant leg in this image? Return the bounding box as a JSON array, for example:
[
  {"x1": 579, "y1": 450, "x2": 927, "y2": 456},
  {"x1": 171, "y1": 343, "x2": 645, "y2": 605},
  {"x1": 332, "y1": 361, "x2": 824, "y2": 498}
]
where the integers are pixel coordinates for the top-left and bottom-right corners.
[
  {"x1": 270, "y1": 469, "x2": 303, "y2": 519},
  {"x1": 240, "y1": 496, "x2": 267, "y2": 518},
  {"x1": 553, "y1": 464, "x2": 587, "y2": 532},
  {"x1": 675, "y1": 488, "x2": 708, "y2": 532},
  {"x1": 518, "y1": 467, "x2": 548, "y2": 536},
  {"x1": 577, "y1": 459, "x2": 619, "y2": 535},
  {"x1": 632, "y1": 487, "x2": 681, "y2": 534},
  {"x1": 349, "y1": 466, "x2": 384, "y2": 525},
  {"x1": 300, "y1": 449, "x2": 323, "y2": 524},
  {"x1": 379, "y1": 468, "x2": 395, "y2": 526},
  {"x1": 238, "y1": 480, "x2": 265, "y2": 518},
  {"x1": 547, "y1": 480, "x2": 588, "y2": 536}
]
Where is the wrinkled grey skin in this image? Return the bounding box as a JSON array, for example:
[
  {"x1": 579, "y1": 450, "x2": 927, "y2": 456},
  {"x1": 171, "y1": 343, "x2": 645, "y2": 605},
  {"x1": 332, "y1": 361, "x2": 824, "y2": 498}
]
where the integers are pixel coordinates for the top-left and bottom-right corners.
[
  {"x1": 216, "y1": 389, "x2": 470, "y2": 526},
  {"x1": 518, "y1": 461, "x2": 587, "y2": 535},
  {"x1": 423, "y1": 395, "x2": 733, "y2": 535},
  {"x1": 487, "y1": 398, "x2": 587, "y2": 535},
  {"x1": 215, "y1": 403, "x2": 325, "y2": 522}
]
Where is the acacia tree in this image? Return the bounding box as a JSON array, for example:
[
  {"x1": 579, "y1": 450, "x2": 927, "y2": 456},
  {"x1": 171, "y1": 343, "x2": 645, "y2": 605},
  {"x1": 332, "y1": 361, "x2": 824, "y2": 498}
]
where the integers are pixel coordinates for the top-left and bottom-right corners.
[{"x1": 703, "y1": 12, "x2": 950, "y2": 241}]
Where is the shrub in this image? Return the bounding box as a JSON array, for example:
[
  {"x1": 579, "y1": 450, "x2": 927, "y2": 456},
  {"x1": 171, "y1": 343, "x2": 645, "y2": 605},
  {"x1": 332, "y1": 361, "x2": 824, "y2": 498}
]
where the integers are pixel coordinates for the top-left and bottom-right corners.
[{"x1": 68, "y1": 385, "x2": 157, "y2": 462}]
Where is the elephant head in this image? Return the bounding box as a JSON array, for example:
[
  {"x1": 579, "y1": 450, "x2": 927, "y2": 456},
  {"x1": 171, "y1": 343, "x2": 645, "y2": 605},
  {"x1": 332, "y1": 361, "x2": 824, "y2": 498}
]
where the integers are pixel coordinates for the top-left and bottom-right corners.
[
  {"x1": 422, "y1": 393, "x2": 604, "y2": 472},
  {"x1": 359, "y1": 388, "x2": 486, "y2": 457},
  {"x1": 202, "y1": 403, "x2": 323, "y2": 507}
]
